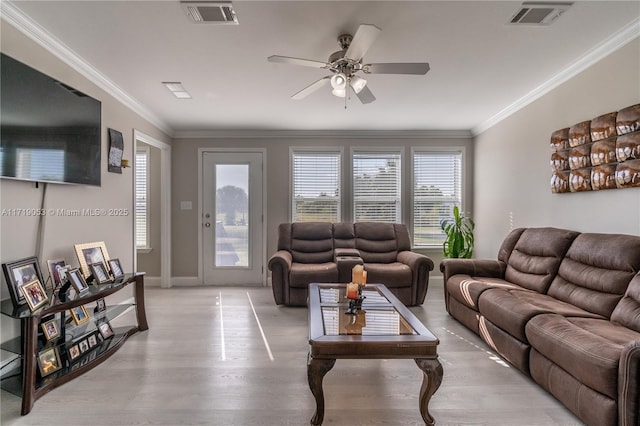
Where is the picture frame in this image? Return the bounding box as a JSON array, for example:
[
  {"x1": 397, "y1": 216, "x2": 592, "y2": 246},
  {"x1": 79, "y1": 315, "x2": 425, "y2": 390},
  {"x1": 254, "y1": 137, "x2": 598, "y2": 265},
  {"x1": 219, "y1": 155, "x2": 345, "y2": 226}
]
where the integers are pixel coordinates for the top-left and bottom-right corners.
[
  {"x1": 2, "y1": 256, "x2": 45, "y2": 308},
  {"x1": 95, "y1": 298, "x2": 106, "y2": 313},
  {"x1": 67, "y1": 344, "x2": 81, "y2": 361},
  {"x1": 87, "y1": 332, "x2": 98, "y2": 348},
  {"x1": 46, "y1": 259, "x2": 68, "y2": 290},
  {"x1": 37, "y1": 346, "x2": 62, "y2": 377},
  {"x1": 41, "y1": 318, "x2": 60, "y2": 341},
  {"x1": 69, "y1": 305, "x2": 90, "y2": 326},
  {"x1": 89, "y1": 262, "x2": 111, "y2": 284},
  {"x1": 20, "y1": 279, "x2": 49, "y2": 312},
  {"x1": 97, "y1": 320, "x2": 115, "y2": 340},
  {"x1": 73, "y1": 241, "x2": 110, "y2": 278},
  {"x1": 108, "y1": 128, "x2": 124, "y2": 174},
  {"x1": 66, "y1": 268, "x2": 89, "y2": 294},
  {"x1": 108, "y1": 258, "x2": 124, "y2": 279},
  {"x1": 78, "y1": 339, "x2": 89, "y2": 354}
]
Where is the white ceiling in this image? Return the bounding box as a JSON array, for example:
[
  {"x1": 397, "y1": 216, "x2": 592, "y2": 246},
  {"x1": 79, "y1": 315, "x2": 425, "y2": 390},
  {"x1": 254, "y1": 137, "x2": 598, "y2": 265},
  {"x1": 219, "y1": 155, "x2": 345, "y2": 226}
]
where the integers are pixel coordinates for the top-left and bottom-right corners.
[{"x1": 4, "y1": 1, "x2": 640, "y2": 137}]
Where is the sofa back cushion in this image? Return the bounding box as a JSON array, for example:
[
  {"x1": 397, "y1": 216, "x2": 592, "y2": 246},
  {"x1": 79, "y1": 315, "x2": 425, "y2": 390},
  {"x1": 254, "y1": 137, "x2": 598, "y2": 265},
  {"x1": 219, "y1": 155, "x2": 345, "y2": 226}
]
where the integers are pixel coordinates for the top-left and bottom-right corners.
[
  {"x1": 333, "y1": 222, "x2": 356, "y2": 249},
  {"x1": 285, "y1": 222, "x2": 334, "y2": 264},
  {"x1": 497, "y1": 228, "x2": 526, "y2": 263},
  {"x1": 611, "y1": 272, "x2": 640, "y2": 332},
  {"x1": 504, "y1": 227, "x2": 579, "y2": 293},
  {"x1": 548, "y1": 233, "x2": 640, "y2": 318},
  {"x1": 354, "y1": 222, "x2": 402, "y2": 263}
]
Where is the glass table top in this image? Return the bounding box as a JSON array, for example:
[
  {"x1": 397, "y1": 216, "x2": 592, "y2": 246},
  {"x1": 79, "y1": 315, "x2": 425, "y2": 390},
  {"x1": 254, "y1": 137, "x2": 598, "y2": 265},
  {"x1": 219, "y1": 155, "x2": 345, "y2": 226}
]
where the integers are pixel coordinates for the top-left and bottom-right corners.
[{"x1": 317, "y1": 286, "x2": 416, "y2": 336}]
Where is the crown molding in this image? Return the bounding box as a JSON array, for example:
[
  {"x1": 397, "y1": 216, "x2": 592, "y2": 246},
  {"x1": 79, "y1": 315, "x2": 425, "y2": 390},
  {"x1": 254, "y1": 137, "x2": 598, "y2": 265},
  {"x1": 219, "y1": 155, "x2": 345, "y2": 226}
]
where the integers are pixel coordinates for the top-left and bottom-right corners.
[
  {"x1": 1, "y1": 1, "x2": 174, "y2": 137},
  {"x1": 173, "y1": 129, "x2": 473, "y2": 140},
  {"x1": 472, "y1": 18, "x2": 640, "y2": 136}
]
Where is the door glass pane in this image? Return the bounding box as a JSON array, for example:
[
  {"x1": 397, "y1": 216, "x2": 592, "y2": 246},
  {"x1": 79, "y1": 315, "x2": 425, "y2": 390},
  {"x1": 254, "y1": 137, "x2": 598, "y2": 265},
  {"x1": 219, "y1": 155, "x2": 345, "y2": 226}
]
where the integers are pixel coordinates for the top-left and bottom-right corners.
[{"x1": 215, "y1": 164, "x2": 249, "y2": 267}]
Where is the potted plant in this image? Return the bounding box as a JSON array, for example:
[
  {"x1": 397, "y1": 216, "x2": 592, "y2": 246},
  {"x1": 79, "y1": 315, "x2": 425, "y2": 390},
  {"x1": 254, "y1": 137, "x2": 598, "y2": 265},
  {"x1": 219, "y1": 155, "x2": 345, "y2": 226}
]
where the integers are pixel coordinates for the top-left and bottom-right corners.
[{"x1": 440, "y1": 205, "x2": 475, "y2": 258}]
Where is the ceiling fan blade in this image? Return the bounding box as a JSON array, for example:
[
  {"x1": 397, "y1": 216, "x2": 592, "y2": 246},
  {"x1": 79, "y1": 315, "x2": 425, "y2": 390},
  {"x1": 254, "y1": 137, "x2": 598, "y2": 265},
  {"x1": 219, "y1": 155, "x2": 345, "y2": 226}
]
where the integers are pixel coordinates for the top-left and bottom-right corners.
[
  {"x1": 364, "y1": 62, "x2": 431, "y2": 75},
  {"x1": 291, "y1": 76, "x2": 331, "y2": 100},
  {"x1": 268, "y1": 55, "x2": 328, "y2": 69},
  {"x1": 355, "y1": 85, "x2": 376, "y2": 104},
  {"x1": 345, "y1": 24, "x2": 381, "y2": 61}
]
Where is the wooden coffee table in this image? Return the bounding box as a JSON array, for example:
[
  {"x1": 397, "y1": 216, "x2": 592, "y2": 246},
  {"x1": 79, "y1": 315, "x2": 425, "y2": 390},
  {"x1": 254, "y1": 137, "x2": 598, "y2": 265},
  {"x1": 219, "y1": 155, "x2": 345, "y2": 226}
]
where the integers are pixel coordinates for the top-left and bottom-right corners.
[{"x1": 307, "y1": 283, "x2": 443, "y2": 425}]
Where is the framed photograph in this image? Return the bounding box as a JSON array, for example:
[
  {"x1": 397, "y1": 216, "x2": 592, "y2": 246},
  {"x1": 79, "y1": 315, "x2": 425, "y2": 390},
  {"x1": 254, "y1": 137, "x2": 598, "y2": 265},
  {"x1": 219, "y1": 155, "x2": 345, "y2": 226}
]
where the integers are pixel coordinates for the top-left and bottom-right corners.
[
  {"x1": 108, "y1": 128, "x2": 124, "y2": 174},
  {"x1": 67, "y1": 344, "x2": 81, "y2": 361},
  {"x1": 69, "y1": 305, "x2": 90, "y2": 326},
  {"x1": 78, "y1": 339, "x2": 90, "y2": 354},
  {"x1": 73, "y1": 241, "x2": 110, "y2": 278},
  {"x1": 41, "y1": 318, "x2": 60, "y2": 341},
  {"x1": 20, "y1": 279, "x2": 49, "y2": 312},
  {"x1": 89, "y1": 262, "x2": 111, "y2": 284},
  {"x1": 97, "y1": 321, "x2": 115, "y2": 340},
  {"x1": 2, "y1": 256, "x2": 45, "y2": 307},
  {"x1": 87, "y1": 332, "x2": 98, "y2": 348},
  {"x1": 66, "y1": 268, "x2": 89, "y2": 294},
  {"x1": 95, "y1": 298, "x2": 106, "y2": 313},
  {"x1": 37, "y1": 347, "x2": 62, "y2": 377},
  {"x1": 46, "y1": 259, "x2": 67, "y2": 289},
  {"x1": 108, "y1": 258, "x2": 124, "y2": 279}
]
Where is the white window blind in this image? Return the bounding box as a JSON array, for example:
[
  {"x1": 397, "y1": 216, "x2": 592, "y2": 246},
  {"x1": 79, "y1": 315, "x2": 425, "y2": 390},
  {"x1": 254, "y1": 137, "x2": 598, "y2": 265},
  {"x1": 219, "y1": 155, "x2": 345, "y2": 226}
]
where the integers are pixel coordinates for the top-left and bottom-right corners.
[
  {"x1": 353, "y1": 152, "x2": 401, "y2": 223},
  {"x1": 292, "y1": 151, "x2": 341, "y2": 222},
  {"x1": 135, "y1": 149, "x2": 149, "y2": 249},
  {"x1": 413, "y1": 151, "x2": 462, "y2": 246}
]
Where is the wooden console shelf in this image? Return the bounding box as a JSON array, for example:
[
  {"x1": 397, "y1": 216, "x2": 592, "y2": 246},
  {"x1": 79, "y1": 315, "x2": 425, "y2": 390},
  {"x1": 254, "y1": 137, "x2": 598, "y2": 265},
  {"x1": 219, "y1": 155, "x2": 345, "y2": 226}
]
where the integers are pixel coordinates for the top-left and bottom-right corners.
[{"x1": 0, "y1": 273, "x2": 148, "y2": 415}]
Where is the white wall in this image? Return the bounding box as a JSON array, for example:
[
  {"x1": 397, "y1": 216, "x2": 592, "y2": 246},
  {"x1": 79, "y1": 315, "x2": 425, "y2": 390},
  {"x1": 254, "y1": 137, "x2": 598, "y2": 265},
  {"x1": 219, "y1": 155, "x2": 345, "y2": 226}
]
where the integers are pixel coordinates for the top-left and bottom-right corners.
[
  {"x1": 1, "y1": 22, "x2": 171, "y2": 337},
  {"x1": 474, "y1": 37, "x2": 640, "y2": 259}
]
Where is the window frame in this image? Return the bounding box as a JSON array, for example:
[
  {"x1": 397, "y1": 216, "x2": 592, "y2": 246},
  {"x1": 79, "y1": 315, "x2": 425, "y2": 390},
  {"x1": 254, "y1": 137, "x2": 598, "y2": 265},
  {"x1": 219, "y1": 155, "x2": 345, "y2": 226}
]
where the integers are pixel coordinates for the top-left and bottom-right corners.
[
  {"x1": 135, "y1": 146, "x2": 151, "y2": 252},
  {"x1": 351, "y1": 147, "x2": 404, "y2": 224},
  {"x1": 289, "y1": 147, "x2": 344, "y2": 223},
  {"x1": 410, "y1": 146, "x2": 466, "y2": 248}
]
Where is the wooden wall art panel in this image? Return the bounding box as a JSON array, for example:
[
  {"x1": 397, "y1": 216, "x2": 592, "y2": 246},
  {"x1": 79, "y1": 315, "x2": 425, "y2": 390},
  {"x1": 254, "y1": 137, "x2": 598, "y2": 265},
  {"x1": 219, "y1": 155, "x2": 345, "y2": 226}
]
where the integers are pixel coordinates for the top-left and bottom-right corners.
[{"x1": 550, "y1": 103, "x2": 640, "y2": 193}]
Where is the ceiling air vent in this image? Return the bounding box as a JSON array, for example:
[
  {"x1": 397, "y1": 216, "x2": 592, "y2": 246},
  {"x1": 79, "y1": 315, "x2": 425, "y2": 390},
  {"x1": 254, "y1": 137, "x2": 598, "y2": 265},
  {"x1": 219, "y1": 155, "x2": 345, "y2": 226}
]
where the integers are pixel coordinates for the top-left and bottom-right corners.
[
  {"x1": 181, "y1": 1, "x2": 238, "y2": 24},
  {"x1": 509, "y1": 2, "x2": 572, "y2": 25}
]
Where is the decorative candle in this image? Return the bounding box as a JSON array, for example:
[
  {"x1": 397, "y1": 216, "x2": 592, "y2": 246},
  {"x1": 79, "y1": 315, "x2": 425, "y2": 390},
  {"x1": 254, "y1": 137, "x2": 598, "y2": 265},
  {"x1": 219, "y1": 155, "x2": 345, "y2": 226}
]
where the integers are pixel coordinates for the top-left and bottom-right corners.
[{"x1": 346, "y1": 282, "x2": 359, "y2": 300}]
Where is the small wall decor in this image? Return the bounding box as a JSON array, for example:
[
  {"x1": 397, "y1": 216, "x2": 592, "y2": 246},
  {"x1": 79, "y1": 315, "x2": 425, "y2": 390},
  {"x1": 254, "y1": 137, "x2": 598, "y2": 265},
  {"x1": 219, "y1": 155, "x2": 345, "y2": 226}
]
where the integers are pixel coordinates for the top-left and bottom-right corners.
[
  {"x1": 108, "y1": 128, "x2": 124, "y2": 174},
  {"x1": 550, "y1": 103, "x2": 640, "y2": 193}
]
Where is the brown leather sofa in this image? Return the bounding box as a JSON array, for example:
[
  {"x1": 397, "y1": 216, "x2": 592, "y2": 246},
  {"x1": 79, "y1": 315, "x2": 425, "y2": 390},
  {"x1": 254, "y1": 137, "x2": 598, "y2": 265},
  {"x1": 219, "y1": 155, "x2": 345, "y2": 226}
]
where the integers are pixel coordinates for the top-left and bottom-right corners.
[
  {"x1": 269, "y1": 222, "x2": 434, "y2": 306},
  {"x1": 440, "y1": 227, "x2": 640, "y2": 426}
]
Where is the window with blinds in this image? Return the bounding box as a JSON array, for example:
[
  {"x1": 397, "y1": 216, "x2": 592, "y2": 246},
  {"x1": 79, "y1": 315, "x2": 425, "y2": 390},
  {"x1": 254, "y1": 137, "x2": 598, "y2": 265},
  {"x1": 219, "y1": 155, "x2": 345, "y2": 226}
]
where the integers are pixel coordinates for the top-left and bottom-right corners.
[
  {"x1": 413, "y1": 151, "x2": 462, "y2": 246},
  {"x1": 135, "y1": 148, "x2": 149, "y2": 249},
  {"x1": 292, "y1": 151, "x2": 341, "y2": 222},
  {"x1": 353, "y1": 151, "x2": 401, "y2": 223}
]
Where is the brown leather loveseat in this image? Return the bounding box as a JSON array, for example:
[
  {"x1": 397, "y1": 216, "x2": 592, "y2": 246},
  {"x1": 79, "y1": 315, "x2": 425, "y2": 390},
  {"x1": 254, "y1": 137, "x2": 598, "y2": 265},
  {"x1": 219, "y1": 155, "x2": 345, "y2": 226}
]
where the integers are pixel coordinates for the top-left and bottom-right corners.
[
  {"x1": 269, "y1": 222, "x2": 434, "y2": 306},
  {"x1": 440, "y1": 227, "x2": 640, "y2": 426}
]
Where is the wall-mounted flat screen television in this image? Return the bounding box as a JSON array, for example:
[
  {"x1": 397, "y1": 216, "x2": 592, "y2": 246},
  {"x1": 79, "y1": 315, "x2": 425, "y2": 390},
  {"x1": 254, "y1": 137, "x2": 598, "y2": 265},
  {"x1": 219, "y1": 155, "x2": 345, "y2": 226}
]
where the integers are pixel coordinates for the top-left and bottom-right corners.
[{"x1": 1, "y1": 53, "x2": 102, "y2": 186}]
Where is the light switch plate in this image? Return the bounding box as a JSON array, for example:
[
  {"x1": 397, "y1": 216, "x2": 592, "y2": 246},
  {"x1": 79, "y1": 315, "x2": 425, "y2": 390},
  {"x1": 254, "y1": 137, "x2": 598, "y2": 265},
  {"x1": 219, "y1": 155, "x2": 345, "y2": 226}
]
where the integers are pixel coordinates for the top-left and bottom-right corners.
[{"x1": 180, "y1": 201, "x2": 193, "y2": 210}]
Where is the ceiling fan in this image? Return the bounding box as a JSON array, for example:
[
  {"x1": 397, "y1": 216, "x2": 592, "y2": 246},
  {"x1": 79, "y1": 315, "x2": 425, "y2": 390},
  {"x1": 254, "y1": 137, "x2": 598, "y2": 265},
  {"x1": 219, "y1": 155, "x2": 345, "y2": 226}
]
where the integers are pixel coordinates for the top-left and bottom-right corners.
[{"x1": 267, "y1": 24, "x2": 430, "y2": 104}]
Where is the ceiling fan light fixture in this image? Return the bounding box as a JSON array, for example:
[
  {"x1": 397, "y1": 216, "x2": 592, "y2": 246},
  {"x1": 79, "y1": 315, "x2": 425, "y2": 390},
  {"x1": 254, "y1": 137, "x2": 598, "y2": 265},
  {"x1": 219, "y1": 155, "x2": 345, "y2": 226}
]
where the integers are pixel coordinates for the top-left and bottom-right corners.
[
  {"x1": 330, "y1": 73, "x2": 347, "y2": 89},
  {"x1": 332, "y1": 87, "x2": 346, "y2": 98},
  {"x1": 350, "y1": 75, "x2": 367, "y2": 94}
]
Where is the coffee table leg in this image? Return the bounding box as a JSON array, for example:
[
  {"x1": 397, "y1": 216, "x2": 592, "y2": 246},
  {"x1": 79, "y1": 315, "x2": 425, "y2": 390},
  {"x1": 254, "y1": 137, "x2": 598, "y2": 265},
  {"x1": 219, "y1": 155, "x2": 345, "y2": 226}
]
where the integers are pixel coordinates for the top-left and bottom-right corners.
[
  {"x1": 307, "y1": 354, "x2": 336, "y2": 425},
  {"x1": 415, "y1": 357, "x2": 443, "y2": 426}
]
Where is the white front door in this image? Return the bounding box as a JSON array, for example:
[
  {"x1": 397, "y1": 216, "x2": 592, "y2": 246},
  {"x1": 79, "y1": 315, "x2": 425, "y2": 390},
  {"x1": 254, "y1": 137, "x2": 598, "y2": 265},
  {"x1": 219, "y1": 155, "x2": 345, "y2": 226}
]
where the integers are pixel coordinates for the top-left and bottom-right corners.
[{"x1": 202, "y1": 151, "x2": 264, "y2": 285}]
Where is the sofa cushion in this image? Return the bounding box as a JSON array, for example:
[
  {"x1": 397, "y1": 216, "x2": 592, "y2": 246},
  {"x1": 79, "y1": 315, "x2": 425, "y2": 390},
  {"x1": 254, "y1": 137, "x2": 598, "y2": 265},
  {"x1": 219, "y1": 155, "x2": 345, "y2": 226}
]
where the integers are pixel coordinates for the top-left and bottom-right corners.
[
  {"x1": 333, "y1": 222, "x2": 356, "y2": 249},
  {"x1": 611, "y1": 272, "x2": 640, "y2": 332},
  {"x1": 289, "y1": 262, "x2": 338, "y2": 288},
  {"x1": 446, "y1": 274, "x2": 523, "y2": 311},
  {"x1": 290, "y1": 222, "x2": 334, "y2": 264},
  {"x1": 526, "y1": 314, "x2": 640, "y2": 399},
  {"x1": 504, "y1": 227, "x2": 579, "y2": 293},
  {"x1": 363, "y1": 262, "x2": 412, "y2": 288},
  {"x1": 547, "y1": 233, "x2": 640, "y2": 318},
  {"x1": 354, "y1": 222, "x2": 398, "y2": 263},
  {"x1": 478, "y1": 289, "x2": 603, "y2": 342}
]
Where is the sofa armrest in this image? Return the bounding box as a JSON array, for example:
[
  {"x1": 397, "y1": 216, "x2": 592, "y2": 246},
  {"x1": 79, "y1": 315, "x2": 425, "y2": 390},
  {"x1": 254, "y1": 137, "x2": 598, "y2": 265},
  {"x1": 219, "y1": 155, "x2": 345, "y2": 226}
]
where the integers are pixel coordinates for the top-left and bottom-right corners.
[
  {"x1": 268, "y1": 250, "x2": 292, "y2": 305},
  {"x1": 619, "y1": 339, "x2": 640, "y2": 426},
  {"x1": 397, "y1": 251, "x2": 434, "y2": 305},
  {"x1": 334, "y1": 248, "x2": 361, "y2": 259},
  {"x1": 439, "y1": 258, "x2": 507, "y2": 283}
]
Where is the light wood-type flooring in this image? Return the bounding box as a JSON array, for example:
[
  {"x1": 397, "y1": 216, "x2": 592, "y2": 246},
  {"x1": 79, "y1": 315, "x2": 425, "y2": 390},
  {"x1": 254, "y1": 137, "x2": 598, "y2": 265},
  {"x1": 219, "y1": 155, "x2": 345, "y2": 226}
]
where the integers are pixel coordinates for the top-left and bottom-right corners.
[{"x1": 1, "y1": 281, "x2": 584, "y2": 425}]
